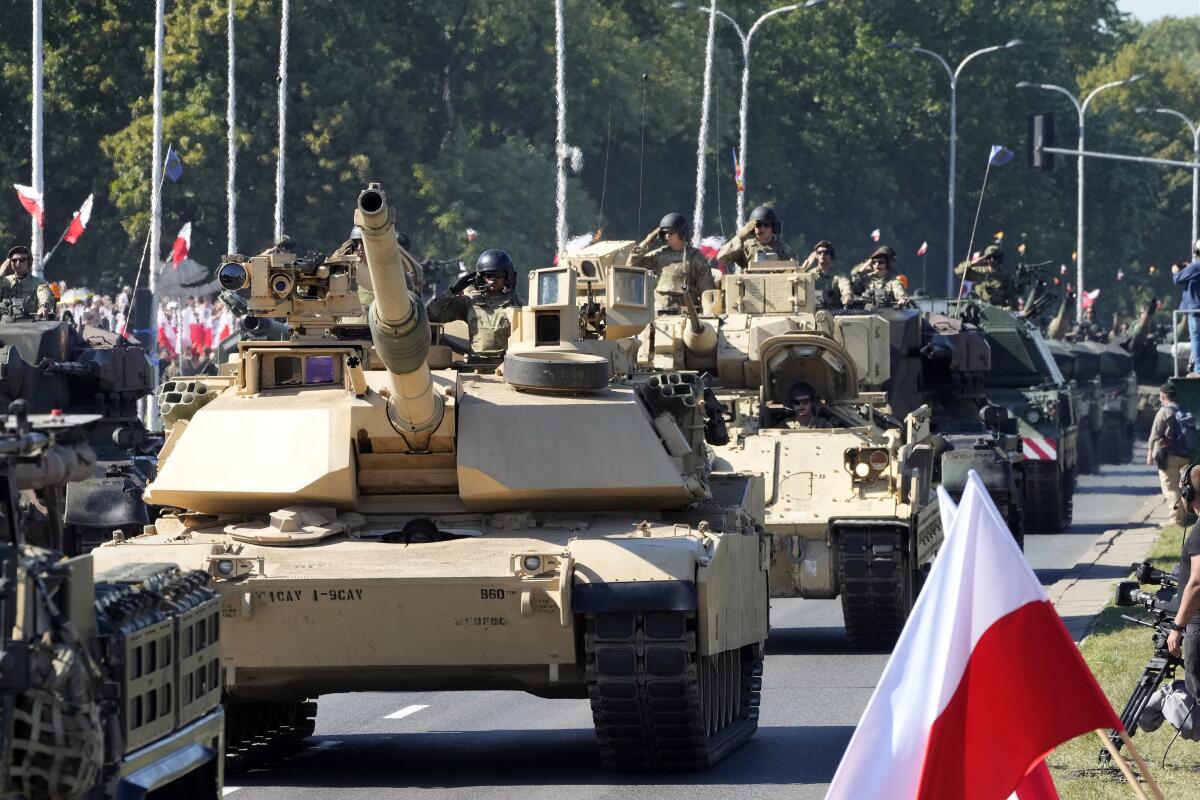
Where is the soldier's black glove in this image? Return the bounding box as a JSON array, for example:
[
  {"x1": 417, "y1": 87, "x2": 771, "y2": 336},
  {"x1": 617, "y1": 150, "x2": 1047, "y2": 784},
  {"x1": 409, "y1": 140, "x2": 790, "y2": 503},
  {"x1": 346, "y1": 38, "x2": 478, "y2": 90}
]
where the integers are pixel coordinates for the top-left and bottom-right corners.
[{"x1": 450, "y1": 272, "x2": 475, "y2": 295}]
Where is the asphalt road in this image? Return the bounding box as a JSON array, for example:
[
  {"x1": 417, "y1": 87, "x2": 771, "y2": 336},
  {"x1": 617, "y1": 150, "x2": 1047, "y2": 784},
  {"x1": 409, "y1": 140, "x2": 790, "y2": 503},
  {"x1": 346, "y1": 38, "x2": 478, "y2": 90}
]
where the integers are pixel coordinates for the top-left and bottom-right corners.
[{"x1": 224, "y1": 458, "x2": 1161, "y2": 800}]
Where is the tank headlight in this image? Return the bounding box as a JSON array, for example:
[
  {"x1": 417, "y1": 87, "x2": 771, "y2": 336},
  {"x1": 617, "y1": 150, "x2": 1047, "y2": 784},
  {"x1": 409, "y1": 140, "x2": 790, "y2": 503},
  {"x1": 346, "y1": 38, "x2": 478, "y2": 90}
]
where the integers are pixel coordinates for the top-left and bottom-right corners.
[
  {"x1": 868, "y1": 450, "x2": 890, "y2": 471},
  {"x1": 522, "y1": 555, "x2": 542, "y2": 573},
  {"x1": 1025, "y1": 409, "x2": 1041, "y2": 424},
  {"x1": 215, "y1": 559, "x2": 235, "y2": 576},
  {"x1": 854, "y1": 462, "x2": 872, "y2": 479},
  {"x1": 217, "y1": 262, "x2": 249, "y2": 291}
]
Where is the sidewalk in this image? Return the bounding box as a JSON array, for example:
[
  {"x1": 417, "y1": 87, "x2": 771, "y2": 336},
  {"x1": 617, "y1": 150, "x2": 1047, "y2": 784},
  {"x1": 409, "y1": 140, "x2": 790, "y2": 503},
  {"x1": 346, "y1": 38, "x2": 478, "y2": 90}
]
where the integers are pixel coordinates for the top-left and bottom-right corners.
[{"x1": 1047, "y1": 493, "x2": 1167, "y2": 641}]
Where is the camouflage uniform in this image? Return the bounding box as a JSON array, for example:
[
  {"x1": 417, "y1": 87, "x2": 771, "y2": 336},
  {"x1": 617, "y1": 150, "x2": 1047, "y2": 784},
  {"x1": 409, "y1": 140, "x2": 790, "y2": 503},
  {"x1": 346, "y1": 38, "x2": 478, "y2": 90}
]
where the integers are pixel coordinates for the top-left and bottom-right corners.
[
  {"x1": 809, "y1": 268, "x2": 853, "y2": 310},
  {"x1": 954, "y1": 260, "x2": 1016, "y2": 307},
  {"x1": 0, "y1": 272, "x2": 55, "y2": 321},
  {"x1": 717, "y1": 233, "x2": 796, "y2": 270},
  {"x1": 785, "y1": 415, "x2": 832, "y2": 430},
  {"x1": 856, "y1": 270, "x2": 909, "y2": 307},
  {"x1": 637, "y1": 244, "x2": 715, "y2": 310},
  {"x1": 427, "y1": 288, "x2": 523, "y2": 358}
]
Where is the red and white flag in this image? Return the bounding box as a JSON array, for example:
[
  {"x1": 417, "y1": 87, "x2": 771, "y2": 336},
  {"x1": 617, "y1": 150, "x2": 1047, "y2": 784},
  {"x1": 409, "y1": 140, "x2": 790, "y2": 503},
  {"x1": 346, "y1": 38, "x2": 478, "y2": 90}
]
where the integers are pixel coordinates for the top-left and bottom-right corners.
[
  {"x1": 916, "y1": 241, "x2": 928, "y2": 257},
  {"x1": 870, "y1": 228, "x2": 881, "y2": 242},
  {"x1": 63, "y1": 193, "x2": 94, "y2": 244},
  {"x1": 13, "y1": 184, "x2": 44, "y2": 228},
  {"x1": 826, "y1": 473, "x2": 1120, "y2": 800},
  {"x1": 170, "y1": 222, "x2": 192, "y2": 268},
  {"x1": 1082, "y1": 288, "x2": 1101, "y2": 309}
]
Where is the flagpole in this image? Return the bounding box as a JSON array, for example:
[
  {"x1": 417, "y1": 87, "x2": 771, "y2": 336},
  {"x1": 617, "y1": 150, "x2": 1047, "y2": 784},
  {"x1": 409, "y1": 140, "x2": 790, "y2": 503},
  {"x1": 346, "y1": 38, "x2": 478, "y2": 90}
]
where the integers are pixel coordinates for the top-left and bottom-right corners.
[
  {"x1": 274, "y1": 0, "x2": 289, "y2": 242},
  {"x1": 40, "y1": 223, "x2": 72, "y2": 270},
  {"x1": 954, "y1": 155, "x2": 994, "y2": 311},
  {"x1": 1093, "y1": 731, "x2": 1160, "y2": 800},
  {"x1": 691, "y1": 0, "x2": 718, "y2": 247},
  {"x1": 31, "y1": 0, "x2": 44, "y2": 276},
  {"x1": 226, "y1": 0, "x2": 237, "y2": 254}
]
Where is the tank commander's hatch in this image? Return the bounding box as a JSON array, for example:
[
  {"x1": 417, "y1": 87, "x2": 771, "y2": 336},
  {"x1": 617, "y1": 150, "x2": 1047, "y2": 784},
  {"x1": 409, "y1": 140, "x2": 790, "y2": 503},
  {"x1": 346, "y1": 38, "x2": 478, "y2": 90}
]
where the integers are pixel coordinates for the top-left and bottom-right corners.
[{"x1": 758, "y1": 333, "x2": 860, "y2": 407}]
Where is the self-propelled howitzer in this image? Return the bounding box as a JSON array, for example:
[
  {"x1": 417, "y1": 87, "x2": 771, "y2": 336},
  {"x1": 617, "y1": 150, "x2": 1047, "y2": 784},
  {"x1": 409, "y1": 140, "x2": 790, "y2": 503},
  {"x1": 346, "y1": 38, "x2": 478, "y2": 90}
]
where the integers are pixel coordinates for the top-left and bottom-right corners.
[{"x1": 90, "y1": 184, "x2": 770, "y2": 771}]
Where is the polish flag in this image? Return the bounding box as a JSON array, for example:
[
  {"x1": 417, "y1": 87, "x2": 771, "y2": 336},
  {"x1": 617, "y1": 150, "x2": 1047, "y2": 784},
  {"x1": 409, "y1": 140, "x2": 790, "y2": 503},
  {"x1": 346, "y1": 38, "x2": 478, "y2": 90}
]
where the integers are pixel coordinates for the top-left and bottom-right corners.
[
  {"x1": 1082, "y1": 288, "x2": 1101, "y2": 309},
  {"x1": 64, "y1": 194, "x2": 95, "y2": 244},
  {"x1": 870, "y1": 228, "x2": 881, "y2": 242},
  {"x1": 13, "y1": 184, "x2": 44, "y2": 227},
  {"x1": 698, "y1": 235, "x2": 726, "y2": 261},
  {"x1": 916, "y1": 241, "x2": 928, "y2": 257},
  {"x1": 826, "y1": 473, "x2": 1121, "y2": 800},
  {"x1": 171, "y1": 222, "x2": 192, "y2": 268}
]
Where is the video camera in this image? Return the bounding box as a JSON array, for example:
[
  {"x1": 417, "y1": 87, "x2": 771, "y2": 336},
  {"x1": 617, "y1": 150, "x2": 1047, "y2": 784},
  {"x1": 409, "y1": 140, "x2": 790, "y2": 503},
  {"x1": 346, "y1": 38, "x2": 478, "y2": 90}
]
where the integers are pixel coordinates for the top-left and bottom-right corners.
[{"x1": 1100, "y1": 561, "x2": 1189, "y2": 762}]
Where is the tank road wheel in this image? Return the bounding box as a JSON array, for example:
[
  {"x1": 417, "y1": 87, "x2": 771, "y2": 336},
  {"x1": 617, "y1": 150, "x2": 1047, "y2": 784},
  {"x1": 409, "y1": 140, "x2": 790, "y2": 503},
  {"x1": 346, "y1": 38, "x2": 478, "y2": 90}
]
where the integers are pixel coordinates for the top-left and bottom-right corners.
[
  {"x1": 1022, "y1": 461, "x2": 1066, "y2": 534},
  {"x1": 224, "y1": 696, "x2": 318, "y2": 772},
  {"x1": 836, "y1": 527, "x2": 915, "y2": 649},
  {"x1": 585, "y1": 611, "x2": 763, "y2": 770}
]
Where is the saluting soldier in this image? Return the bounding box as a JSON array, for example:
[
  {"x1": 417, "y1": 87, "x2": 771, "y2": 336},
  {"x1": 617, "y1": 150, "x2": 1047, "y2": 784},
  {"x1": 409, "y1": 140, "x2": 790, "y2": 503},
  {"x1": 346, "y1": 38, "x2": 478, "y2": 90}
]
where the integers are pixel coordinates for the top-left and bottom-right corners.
[
  {"x1": 717, "y1": 206, "x2": 796, "y2": 270},
  {"x1": 427, "y1": 249, "x2": 523, "y2": 360},
  {"x1": 954, "y1": 244, "x2": 1017, "y2": 307},
  {"x1": 631, "y1": 212, "x2": 714, "y2": 310},
  {"x1": 0, "y1": 245, "x2": 55, "y2": 321},
  {"x1": 854, "y1": 246, "x2": 910, "y2": 308},
  {"x1": 802, "y1": 240, "x2": 852, "y2": 310}
]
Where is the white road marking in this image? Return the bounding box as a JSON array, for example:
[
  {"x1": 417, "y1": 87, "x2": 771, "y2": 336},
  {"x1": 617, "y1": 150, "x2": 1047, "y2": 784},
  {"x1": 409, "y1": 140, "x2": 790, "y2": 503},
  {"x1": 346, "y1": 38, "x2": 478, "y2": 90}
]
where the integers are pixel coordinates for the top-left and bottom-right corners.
[
  {"x1": 222, "y1": 788, "x2": 241, "y2": 796},
  {"x1": 293, "y1": 739, "x2": 343, "y2": 759},
  {"x1": 384, "y1": 703, "x2": 429, "y2": 720}
]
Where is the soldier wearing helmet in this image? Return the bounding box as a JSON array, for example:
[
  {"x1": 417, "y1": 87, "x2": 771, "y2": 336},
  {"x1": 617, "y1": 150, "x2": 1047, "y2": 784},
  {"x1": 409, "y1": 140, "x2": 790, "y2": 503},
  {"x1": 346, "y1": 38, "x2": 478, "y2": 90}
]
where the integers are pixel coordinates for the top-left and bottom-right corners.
[
  {"x1": 631, "y1": 212, "x2": 715, "y2": 310},
  {"x1": 853, "y1": 246, "x2": 910, "y2": 308},
  {"x1": 954, "y1": 244, "x2": 1015, "y2": 307},
  {"x1": 427, "y1": 248, "x2": 523, "y2": 359},
  {"x1": 0, "y1": 245, "x2": 55, "y2": 321},
  {"x1": 801, "y1": 240, "x2": 853, "y2": 310},
  {"x1": 717, "y1": 206, "x2": 796, "y2": 270}
]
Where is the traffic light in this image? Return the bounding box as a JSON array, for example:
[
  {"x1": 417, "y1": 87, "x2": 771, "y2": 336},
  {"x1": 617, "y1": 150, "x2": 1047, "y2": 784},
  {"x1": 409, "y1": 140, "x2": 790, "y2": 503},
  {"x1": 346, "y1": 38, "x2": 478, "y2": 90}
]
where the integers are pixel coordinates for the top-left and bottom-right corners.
[{"x1": 1028, "y1": 112, "x2": 1055, "y2": 170}]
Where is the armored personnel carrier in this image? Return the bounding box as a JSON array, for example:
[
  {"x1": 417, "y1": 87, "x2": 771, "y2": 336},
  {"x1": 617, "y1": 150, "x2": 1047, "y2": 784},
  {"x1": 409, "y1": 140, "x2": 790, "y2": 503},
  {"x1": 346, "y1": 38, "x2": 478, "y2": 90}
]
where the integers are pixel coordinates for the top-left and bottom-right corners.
[
  {"x1": 968, "y1": 302, "x2": 1078, "y2": 533},
  {"x1": 1, "y1": 401, "x2": 223, "y2": 798},
  {"x1": 641, "y1": 262, "x2": 941, "y2": 647},
  {"x1": 0, "y1": 319, "x2": 156, "y2": 554},
  {"x1": 90, "y1": 185, "x2": 769, "y2": 771}
]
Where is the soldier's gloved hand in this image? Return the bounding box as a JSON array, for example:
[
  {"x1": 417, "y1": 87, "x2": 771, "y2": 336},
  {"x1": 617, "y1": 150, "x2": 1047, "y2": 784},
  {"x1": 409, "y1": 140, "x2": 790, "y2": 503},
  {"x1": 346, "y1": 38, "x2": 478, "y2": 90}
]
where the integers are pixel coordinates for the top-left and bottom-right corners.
[
  {"x1": 450, "y1": 272, "x2": 475, "y2": 295},
  {"x1": 738, "y1": 219, "x2": 758, "y2": 239}
]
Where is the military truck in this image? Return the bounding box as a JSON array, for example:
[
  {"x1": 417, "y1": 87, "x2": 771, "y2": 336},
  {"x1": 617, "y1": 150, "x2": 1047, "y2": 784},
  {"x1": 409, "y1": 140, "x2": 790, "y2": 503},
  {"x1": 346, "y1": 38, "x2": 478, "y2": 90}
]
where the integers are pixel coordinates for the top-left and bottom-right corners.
[
  {"x1": 966, "y1": 302, "x2": 1078, "y2": 533},
  {"x1": 88, "y1": 185, "x2": 769, "y2": 771},
  {"x1": 0, "y1": 320, "x2": 157, "y2": 554},
  {"x1": 639, "y1": 261, "x2": 941, "y2": 647},
  {"x1": 1, "y1": 401, "x2": 224, "y2": 798}
]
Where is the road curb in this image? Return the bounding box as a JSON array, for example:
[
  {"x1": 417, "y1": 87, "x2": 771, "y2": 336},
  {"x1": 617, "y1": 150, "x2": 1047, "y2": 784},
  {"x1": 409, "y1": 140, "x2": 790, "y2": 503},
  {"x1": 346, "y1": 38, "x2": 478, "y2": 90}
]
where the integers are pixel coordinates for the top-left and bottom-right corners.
[{"x1": 1047, "y1": 492, "x2": 1167, "y2": 642}]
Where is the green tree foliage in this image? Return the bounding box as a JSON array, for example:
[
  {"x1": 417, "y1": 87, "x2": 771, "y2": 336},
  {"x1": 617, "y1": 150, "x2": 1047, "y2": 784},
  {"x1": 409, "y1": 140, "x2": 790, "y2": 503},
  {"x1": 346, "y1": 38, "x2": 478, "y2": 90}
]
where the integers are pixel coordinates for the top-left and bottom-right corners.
[{"x1": 0, "y1": 0, "x2": 1194, "y2": 320}]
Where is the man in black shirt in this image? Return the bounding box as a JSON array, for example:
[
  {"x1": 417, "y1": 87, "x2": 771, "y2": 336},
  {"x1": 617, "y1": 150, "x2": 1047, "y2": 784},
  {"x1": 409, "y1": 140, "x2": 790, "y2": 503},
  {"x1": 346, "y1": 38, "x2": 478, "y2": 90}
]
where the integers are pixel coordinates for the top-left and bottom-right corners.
[{"x1": 1169, "y1": 465, "x2": 1200, "y2": 700}]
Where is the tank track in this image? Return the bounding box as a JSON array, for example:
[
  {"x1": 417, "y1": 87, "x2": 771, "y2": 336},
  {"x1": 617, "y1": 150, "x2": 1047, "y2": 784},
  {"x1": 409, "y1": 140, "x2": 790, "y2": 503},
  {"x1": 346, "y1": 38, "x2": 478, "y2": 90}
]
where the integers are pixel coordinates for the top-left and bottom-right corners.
[
  {"x1": 836, "y1": 526, "x2": 913, "y2": 649},
  {"x1": 1022, "y1": 461, "x2": 1066, "y2": 533},
  {"x1": 584, "y1": 611, "x2": 762, "y2": 770},
  {"x1": 224, "y1": 697, "x2": 318, "y2": 771}
]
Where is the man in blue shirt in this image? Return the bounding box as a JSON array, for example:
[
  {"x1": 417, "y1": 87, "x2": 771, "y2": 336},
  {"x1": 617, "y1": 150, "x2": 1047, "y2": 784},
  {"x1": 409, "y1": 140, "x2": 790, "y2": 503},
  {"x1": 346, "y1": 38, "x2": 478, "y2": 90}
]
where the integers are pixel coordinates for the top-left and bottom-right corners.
[{"x1": 1172, "y1": 241, "x2": 1200, "y2": 373}]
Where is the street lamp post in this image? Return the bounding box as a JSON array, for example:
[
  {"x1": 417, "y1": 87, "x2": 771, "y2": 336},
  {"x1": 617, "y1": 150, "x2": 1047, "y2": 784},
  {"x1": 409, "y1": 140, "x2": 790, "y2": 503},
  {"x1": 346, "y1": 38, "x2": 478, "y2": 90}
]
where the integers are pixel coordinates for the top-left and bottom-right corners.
[
  {"x1": 1136, "y1": 105, "x2": 1200, "y2": 247},
  {"x1": 887, "y1": 40, "x2": 1023, "y2": 296},
  {"x1": 672, "y1": 1, "x2": 825, "y2": 228},
  {"x1": 1017, "y1": 75, "x2": 1144, "y2": 320}
]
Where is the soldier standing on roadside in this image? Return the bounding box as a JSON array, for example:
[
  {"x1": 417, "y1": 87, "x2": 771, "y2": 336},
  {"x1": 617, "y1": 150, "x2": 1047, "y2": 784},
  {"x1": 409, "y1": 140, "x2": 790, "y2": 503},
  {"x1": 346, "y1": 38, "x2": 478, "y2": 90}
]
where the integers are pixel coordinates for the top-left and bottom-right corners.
[
  {"x1": 717, "y1": 206, "x2": 796, "y2": 270},
  {"x1": 0, "y1": 246, "x2": 55, "y2": 321},
  {"x1": 631, "y1": 213, "x2": 714, "y2": 310}
]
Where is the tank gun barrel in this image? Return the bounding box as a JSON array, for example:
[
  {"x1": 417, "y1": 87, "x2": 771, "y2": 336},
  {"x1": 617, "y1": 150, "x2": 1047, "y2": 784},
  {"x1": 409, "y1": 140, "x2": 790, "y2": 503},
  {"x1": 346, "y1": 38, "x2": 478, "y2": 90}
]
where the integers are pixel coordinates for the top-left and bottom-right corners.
[{"x1": 354, "y1": 184, "x2": 443, "y2": 440}]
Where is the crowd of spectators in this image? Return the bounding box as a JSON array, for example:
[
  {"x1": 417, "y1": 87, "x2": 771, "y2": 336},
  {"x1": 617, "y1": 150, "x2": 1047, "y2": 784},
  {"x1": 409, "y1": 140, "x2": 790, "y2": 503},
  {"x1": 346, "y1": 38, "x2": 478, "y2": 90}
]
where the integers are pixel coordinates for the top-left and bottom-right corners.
[{"x1": 156, "y1": 295, "x2": 233, "y2": 379}]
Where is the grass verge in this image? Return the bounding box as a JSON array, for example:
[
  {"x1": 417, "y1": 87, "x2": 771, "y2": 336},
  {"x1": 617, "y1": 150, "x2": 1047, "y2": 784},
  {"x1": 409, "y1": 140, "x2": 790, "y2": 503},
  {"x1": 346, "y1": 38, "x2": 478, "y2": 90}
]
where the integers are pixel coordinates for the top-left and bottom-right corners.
[{"x1": 1050, "y1": 523, "x2": 1200, "y2": 798}]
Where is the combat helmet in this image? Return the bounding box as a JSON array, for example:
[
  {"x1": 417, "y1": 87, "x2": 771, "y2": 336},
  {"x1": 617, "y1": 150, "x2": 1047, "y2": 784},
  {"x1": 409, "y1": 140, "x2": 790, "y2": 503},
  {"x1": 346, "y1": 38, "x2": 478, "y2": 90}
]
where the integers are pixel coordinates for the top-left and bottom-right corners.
[
  {"x1": 476, "y1": 249, "x2": 517, "y2": 285},
  {"x1": 659, "y1": 212, "x2": 690, "y2": 238},
  {"x1": 749, "y1": 206, "x2": 781, "y2": 234}
]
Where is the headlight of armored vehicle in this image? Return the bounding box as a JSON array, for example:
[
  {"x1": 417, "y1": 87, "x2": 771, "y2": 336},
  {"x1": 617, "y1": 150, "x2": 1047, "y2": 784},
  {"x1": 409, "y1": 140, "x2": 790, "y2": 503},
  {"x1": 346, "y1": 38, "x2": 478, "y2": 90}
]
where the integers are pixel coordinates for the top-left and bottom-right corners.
[
  {"x1": 1024, "y1": 408, "x2": 1041, "y2": 424},
  {"x1": 845, "y1": 448, "x2": 890, "y2": 481}
]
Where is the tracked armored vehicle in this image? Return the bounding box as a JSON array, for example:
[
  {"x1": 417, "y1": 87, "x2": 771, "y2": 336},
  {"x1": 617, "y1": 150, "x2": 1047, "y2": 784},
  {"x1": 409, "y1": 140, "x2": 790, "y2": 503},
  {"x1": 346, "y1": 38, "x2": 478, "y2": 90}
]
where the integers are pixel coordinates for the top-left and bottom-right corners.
[
  {"x1": 0, "y1": 320, "x2": 156, "y2": 554},
  {"x1": 90, "y1": 185, "x2": 769, "y2": 771},
  {"x1": 1, "y1": 402, "x2": 224, "y2": 798},
  {"x1": 967, "y1": 302, "x2": 1078, "y2": 533},
  {"x1": 642, "y1": 262, "x2": 941, "y2": 647}
]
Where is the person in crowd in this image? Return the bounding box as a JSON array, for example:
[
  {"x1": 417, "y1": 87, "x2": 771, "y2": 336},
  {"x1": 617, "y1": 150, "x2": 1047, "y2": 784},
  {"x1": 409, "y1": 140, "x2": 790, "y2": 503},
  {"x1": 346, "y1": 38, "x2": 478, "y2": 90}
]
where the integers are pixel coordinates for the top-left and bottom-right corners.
[
  {"x1": 1168, "y1": 464, "x2": 1200, "y2": 702},
  {"x1": 1172, "y1": 244, "x2": 1200, "y2": 374},
  {"x1": 1148, "y1": 383, "x2": 1192, "y2": 527}
]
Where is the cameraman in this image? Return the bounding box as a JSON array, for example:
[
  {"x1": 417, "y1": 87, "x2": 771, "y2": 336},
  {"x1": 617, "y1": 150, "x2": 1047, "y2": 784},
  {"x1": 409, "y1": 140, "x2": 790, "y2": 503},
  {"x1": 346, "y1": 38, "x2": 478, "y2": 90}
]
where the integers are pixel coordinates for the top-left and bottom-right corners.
[{"x1": 1170, "y1": 466, "x2": 1200, "y2": 700}]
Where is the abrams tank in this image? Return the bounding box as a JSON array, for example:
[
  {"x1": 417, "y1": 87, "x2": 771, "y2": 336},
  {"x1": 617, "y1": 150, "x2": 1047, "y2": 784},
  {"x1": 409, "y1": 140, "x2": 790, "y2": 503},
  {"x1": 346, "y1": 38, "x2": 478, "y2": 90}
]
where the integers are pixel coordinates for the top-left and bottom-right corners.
[
  {"x1": 0, "y1": 319, "x2": 156, "y2": 555},
  {"x1": 1, "y1": 401, "x2": 224, "y2": 798},
  {"x1": 967, "y1": 302, "x2": 1078, "y2": 533},
  {"x1": 643, "y1": 262, "x2": 941, "y2": 648},
  {"x1": 89, "y1": 185, "x2": 769, "y2": 772}
]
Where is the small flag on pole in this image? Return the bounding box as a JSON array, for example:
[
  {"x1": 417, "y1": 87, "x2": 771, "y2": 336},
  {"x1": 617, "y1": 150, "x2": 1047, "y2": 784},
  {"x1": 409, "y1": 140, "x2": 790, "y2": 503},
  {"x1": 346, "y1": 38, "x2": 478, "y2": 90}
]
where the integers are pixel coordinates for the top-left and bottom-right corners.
[
  {"x1": 916, "y1": 241, "x2": 928, "y2": 257},
  {"x1": 988, "y1": 145, "x2": 1015, "y2": 166},
  {"x1": 1082, "y1": 288, "x2": 1100, "y2": 309},
  {"x1": 731, "y1": 148, "x2": 745, "y2": 194},
  {"x1": 1116, "y1": 269, "x2": 1125, "y2": 282},
  {"x1": 870, "y1": 229, "x2": 881, "y2": 242},
  {"x1": 164, "y1": 144, "x2": 184, "y2": 182},
  {"x1": 13, "y1": 184, "x2": 45, "y2": 227},
  {"x1": 1060, "y1": 264, "x2": 1067, "y2": 275},
  {"x1": 465, "y1": 227, "x2": 478, "y2": 242},
  {"x1": 64, "y1": 194, "x2": 95, "y2": 244},
  {"x1": 170, "y1": 222, "x2": 192, "y2": 268}
]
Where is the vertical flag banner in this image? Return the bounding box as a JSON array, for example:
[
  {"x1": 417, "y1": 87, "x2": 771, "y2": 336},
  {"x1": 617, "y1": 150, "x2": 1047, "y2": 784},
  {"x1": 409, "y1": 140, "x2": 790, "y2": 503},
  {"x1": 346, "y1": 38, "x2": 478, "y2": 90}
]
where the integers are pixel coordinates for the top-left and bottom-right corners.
[
  {"x1": 164, "y1": 144, "x2": 184, "y2": 182},
  {"x1": 827, "y1": 473, "x2": 1121, "y2": 800},
  {"x1": 64, "y1": 193, "x2": 94, "y2": 244},
  {"x1": 14, "y1": 184, "x2": 45, "y2": 227},
  {"x1": 171, "y1": 222, "x2": 192, "y2": 268}
]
